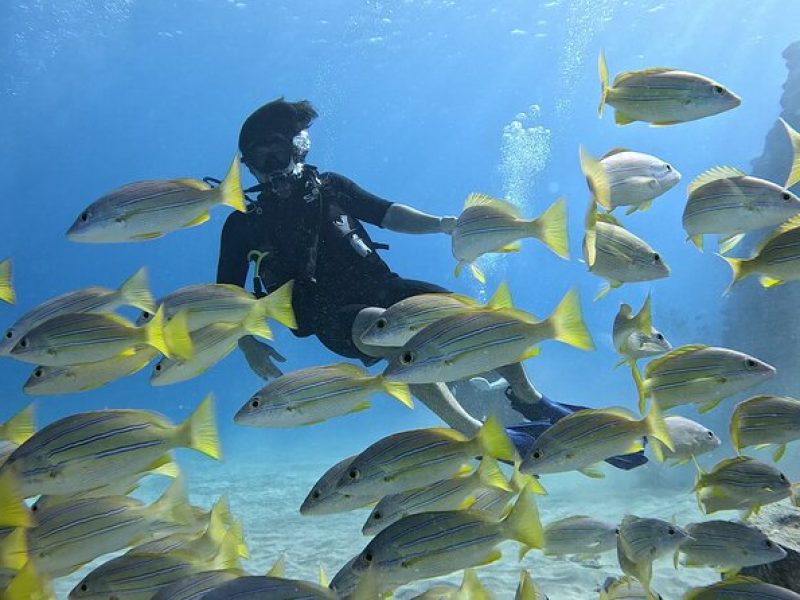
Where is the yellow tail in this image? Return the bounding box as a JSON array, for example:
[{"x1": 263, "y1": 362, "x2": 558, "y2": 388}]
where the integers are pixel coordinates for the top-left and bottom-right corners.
[
  {"x1": 380, "y1": 377, "x2": 413, "y2": 409},
  {"x1": 260, "y1": 280, "x2": 297, "y2": 329},
  {"x1": 177, "y1": 394, "x2": 221, "y2": 460},
  {"x1": 144, "y1": 453, "x2": 181, "y2": 479},
  {"x1": 230, "y1": 518, "x2": 249, "y2": 559},
  {"x1": 504, "y1": 484, "x2": 545, "y2": 557},
  {"x1": 148, "y1": 476, "x2": 195, "y2": 527},
  {"x1": 242, "y1": 306, "x2": 273, "y2": 341},
  {"x1": 781, "y1": 118, "x2": 800, "y2": 188},
  {"x1": 720, "y1": 254, "x2": 751, "y2": 295},
  {"x1": 219, "y1": 155, "x2": 246, "y2": 213},
  {"x1": 3, "y1": 561, "x2": 54, "y2": 600},
  {"x1": 531, "y1": 197, "x2": 569, "y2": 259},
  {"x1": 547, "y1": 289, "x2": 595, "y2": 351},
  {"x1": 644, "y1": 401, "x2": 674, "y2": 452},
  {"x1": 0, "y1": 259, "x2": 15, "y2": 305},
  {"x1": 476, "y1": 456, "x2": 513, "y2": 493},
  {"x1": 475, "y1": 415, "x2": 516, "y2": 463},
  {"x1": 118, "y1": 267, "x2": 156, "y2": 313},
  {"x1": 0, "y1": 472, "x2": 32, "y2": 528},
  {"x1": 0, "y1": 403, "x2": 35, "y2": 446},
  {"x1": 163, "y1": 311, "x2": 194, "y2": 360},
  {"x1": 579, "y1": 147, "x2": 612, "y2": 211},
  {"x1": 144, "y1": 306, "x2": 169, "y2": 356},
  {"x1": 0, "y1": 527, "x2": 28, "y2": 571},
  {"x1": 598, "y1": 52, "x2": 610, "y2": 118}
]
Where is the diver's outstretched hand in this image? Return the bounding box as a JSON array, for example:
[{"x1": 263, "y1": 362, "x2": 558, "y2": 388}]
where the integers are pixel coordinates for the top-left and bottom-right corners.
[{"x1": 239, "y1": 335, "x2": 286, "y2": 380}]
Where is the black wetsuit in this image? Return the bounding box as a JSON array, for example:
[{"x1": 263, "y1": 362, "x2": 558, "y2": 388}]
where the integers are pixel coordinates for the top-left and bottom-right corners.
[{"x1": 216, "y1": 165, "x2": 447, "y2": 363}]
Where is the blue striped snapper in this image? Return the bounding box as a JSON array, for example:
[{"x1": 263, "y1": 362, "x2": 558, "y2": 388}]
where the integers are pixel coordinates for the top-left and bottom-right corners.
[
  {"x1": 0, "y1": 394, "x2": 219, "y2": 497},
  {"x1": 0, "y1": 405, "x2": 35, "y2": 447},
  {"x1": 579, "y1": 147, "x2": 680, "y2": 215},
  {"x1": 332, "y1": 416, "x2": 515, "y2": 501},
  {"x1": 0, "y1": 267, "x2": 155, "y2": 356},
  {"x1": 543, "y1": 515, "x2": 618, "y2": 557},
  {"x1": 361, "y1": 456, "x2": 517, "y2": 536},
  {"x1": 9, "y1": 306, "x2": 192, "y2": 366},
  {"x1": 149, "y1": 569, "x2": 245, "y2": 600},
  {"x1": 24, "y1": 346, "x2": 159, "y2": 396},
  {"x1": 411, "y1": 568, "x2": 493, "y2": 600},
  {"x1": 583, "y1": 203, "x2": 669, "y2": 301},
  {"x1": 694, "y1": 456, "x2": 792, "y2": 518},
  {"x1": 299, "y1": 455, "x2": 375, "y2": 516},
  {"x1": 0, "y1": 259, "x2": 14, "y2": 305},
  {"x1": 67, "y1": 156, "x2": 245, "y2": 244},
  {"x1": 600, "y1": 576, "x2": 661, "y2": 600},
  {"x1": 598, "y1": 52, "x2": 740, "y2": 126},
  {"x1": 382, "y1": 289, "x2": 593, "y2": 384},
  {"x1": 137, "y1": 280, "x2": 296, "y2": 332},
  {"x1": 520, "y1": 405, "x2": 673, "y2": 479},
  {"x1": 612, "y1": 294, "x2": 671, "y2": 364},
  {"x1": 722, "y1": 214, "x2": 800, "y2": 290},
  {"x1": 640, "y1": 345, "x2": 774, "y2": 414},
  {"x1": 201, "y1": 575, "x2": 338, "y2": 600},
  {"x1": 235, "y1": 362, "x2": 412, "y2": 428},
  {"x1": 616, "y1": 515, "x2": 689, "y2": 597},
  {"x1": 677, "y1": 520, "x2": 786, "y2": 574},
  {"x1": 650, "y1": 416, "x2": 720, "y2": 466},
  {"x1": 452, "y1": 193, "x2": 568, "y2": 284},
  {"x1": 684, "y1": 576, "x2": 800, "y2": 599},
  {"x1": 360, "y1": 282, "x2": 513, "y2": 349},
  {"x1": 330, "y1": 485, "x2": 544, "y2": 596},
  {"x1": 730, "y1": 395, "x2": 800, "y2": 462},
  {"x1": 25, "y1": 477, "x2": 196, "y2": 577},
  {"x1": 150, "y1": 309, "x2": 273, "y2": 386}
]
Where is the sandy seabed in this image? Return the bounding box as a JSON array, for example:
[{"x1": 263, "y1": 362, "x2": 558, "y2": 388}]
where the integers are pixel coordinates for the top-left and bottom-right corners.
[{"x1": 47, "y1": 448, "x2": 750, "y2": 600}]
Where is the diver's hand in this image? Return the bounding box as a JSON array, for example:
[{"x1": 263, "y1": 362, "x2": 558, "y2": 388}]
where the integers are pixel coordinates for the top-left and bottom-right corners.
[
  {"x1": 238, "y1": 335, "x2": 286, "y2": 380},
  {"x1": 439, "y1": 216, "x2": 458, "y2": 235}
]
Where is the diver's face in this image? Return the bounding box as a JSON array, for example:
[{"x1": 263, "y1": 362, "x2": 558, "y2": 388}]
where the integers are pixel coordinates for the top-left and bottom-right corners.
[{"x1": 246, "y1": 135, "x2": 294, "y2": 176}]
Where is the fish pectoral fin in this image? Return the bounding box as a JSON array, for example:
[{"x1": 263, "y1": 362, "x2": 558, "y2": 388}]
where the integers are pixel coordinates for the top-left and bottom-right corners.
[
  {"x1": 475, "y1": 548, "x2": 503, "y2": 566},
  {"x1": 579, "y1": 465, "x2": 605, "y2": 479},
  {"x1": 183, "y1": 212, "x2": 211, "y2": 228},
  {"x1": 496, "y1": 242, "x2": 522, "y2": 253},
  {"x1": 651, "y1": 121, "x2": 682, "y2": 127},
  {"x1": 516, "y1": 347, "x2": 541, "y2": 362},
  {"x1": 348, "y1": 401, "x2": 372, "y2": 415},
  {"x1": 457, "y1": 496, "x2": 478, "y2": 510},
  {"x1": 688, "y1": 234, "x2": 704, "y2": 251},
  {"x1": 698, "y1": 398, "x2": 724, "y2": 414},
  {"x1": 759, "y1": 276, "x2": 784, "y2": 288},
  {"x1": 773, "y1": 444, "x2": 787, "y2": 462},
  {"x1": 131, "y1": 232, "x2": 164, "y2": 240},
  {"x1": 718, "y1": 233, "x2": 745, "y2": 255},
  {"x1": 625, "y1": 439, "x2": 645, "y2": 454},
  {"x1": 614, "y1": 111, "x2": 636, "y2": 126},
  {"x1": 470, "y1": 263, "x2": 486, "y2": 284}
]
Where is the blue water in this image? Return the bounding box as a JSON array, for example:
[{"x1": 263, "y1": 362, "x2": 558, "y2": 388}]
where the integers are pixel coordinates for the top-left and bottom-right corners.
[{"x1": 3, "y1": 1, "x2": 800, "y2": 597}]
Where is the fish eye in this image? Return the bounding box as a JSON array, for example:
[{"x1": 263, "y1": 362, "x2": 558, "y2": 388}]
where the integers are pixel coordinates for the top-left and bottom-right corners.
[
  {"x1": 373, "y1": 511, "x2": 382, "y2": 520},
  {"x1": 80, "y1": 584, "x2": 88, "y2": 592},
  {"x1": 348, "y1": 468, "x2": 361, "y2": 480},
  {"x1": 375, "y1": 318, "x2": 387, "y2": 330},
  {"x1": 80, "y1": 212, "x2": 89, "y2": 222},
  {"x1": 780, "y1": 473, "x2": 787, "y2": 481},
  {"x1": 653, "y1": 253, "x2": 661, "y2": 263},
  {"x1": 667, "y1": 527, "x2": 676, "y2": 535},
  {"x1": 18, "y1": 338, "x2": 28, "y2": 348},
  {"x1": 364, "y1": 552, "x2": 373, "y2": 563},
  {"x1": 34, "y1": 368, "x2": 43, "y2": 378},
  {"x1": 615, "y1": 528, "x2": 620, "y2": 534},
  {"x1": 765, "y1": 539, "x2": 773, "y2": 547},
  {"x1": 665, "y1": 164, "x2": 672, "y2": 172},
  {"x1": 783, "y1": 192, "x2": 792, "y2": 201},
  {"x1": 713, "y1": 85, "x2": 724, "y2": 94},
  {"x1": 250, "y1": 397, "x2": 261, "y2": 408},
  {"x1": 531, "y1": 449, "x2": 543, "y2": 460},
  {"x1": 312, "y1": 490, "x2": 320, "y2": 499},
  {"x1": 745, "y1": 359, "x2": 757, "y2": 368},
  {"x1": 154, "y1": 364, "x2": 162, "y2": 372},
  {"x1": 400, "y1": 351, "x2": 415, "y2": 365},
  {"x1": 141, "y1": 311, "x2": 150, "y2": 320},
  {"x1": 707, "y1": 431, "x2": 714, "y2": 438},
  {"x1": 4, "y1": 330, "x2": 12, "y2": 339},
  {"x1": 655, "y1": 333, "x2": 664, "y2": 340}
]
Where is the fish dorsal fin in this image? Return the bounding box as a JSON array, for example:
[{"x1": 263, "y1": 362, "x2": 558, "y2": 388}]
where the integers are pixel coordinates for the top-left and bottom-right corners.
[
  {"x1": 329, "y1": 363, "x2": 368, "y2": 378},
  {"x1": 772, "y1": 214, "x2": 800, "y2": 238},
  {"x1": 595, "y1": 211, "x2": 623, "y2": 227},
  {"x1": 781, "y1": 118, "x2": 800, "y2": 188},
  {"x1": 487, "y1": 281, "x2": 513, "y2": 310},
  {"x1": 645, "y1": 344, "x2": 708, "y2": 376},
  {"x1": 464, "y1": 193, "x2": 521, "y2": 218},
  {"x1": 265, "y1": 554, "x2": 286, "y2": 578},
  {"x1": 443, "y1": 293, "x2": 480, "y2": 307},
  {"x1": 688, "y1": 166, "x2": 745, "y2": 194},
  {"x1": 498, "y1": 306, "x2": 538, "y2": 325},
  {"x1": 713, "y1": 456, "x2": 753, "y2": 471},
  {"x1": 172, "y1": 178, "x2": 213, "y2": 191},
  {"x1": 601, "y1": 147, "x2": 632, "y2": 159},
  {"x1": 553, "y1": 515, "x2": 593, "y2": 525},
  {"x1": 613, "y1": 67, "x2": 676, "y2": 86},
  {"x1": 602, "y1": 406, "x2": 637, "y2": 420},
  {"x1": 632, "y1": 293, "x2": 653, "y2": 334}
]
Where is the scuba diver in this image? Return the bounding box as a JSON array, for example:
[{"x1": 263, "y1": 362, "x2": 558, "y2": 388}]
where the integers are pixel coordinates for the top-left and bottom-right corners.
[{"x1": 217, "y1": 98, "x2": 645, "y2": 469}]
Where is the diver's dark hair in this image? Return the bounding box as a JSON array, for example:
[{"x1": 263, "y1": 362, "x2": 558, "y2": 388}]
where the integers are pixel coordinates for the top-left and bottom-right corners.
[{"x1": 238, "y1": 98, "x2": 318, "y2": 156}]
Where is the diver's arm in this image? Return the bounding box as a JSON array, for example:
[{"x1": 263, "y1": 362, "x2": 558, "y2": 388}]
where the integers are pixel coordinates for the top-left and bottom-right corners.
[
  {"x1": 380, "y1": 204, "x2": 457, "y2": 235},
  {"x1": 216, "y1": 212, "x2": 250, "y2": 286}
]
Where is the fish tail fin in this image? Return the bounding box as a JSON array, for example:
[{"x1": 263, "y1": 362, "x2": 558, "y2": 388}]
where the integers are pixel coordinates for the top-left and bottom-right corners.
[
  {"x1": 243, "y1": 305, "x2": 273, "y2": 340},
  {"x1": 644, "y1": 401, "x2": 674, "y2": 452},
  {"x1": 0, "y1": 403, "x2": 35, "y2": 446},
  {"x1": 148, "y1": 475, "x2": 195, "y2": 526},
  {"x1": 211, "y1": 527, "x2": 241, "y2": 570},
  {"x1": 219, "y1": 155, "x2": 246, "y2": 212},
  {"x1": 162, "y1": 310, "x2": 194, "y2": 360},
  {"x1": 0, "y1": 259, "x2": 15, "y2": 304},
  {"x1": 177, "y1": 394, "x2": 221, "y2": 460},
  {"x1": 0, "y1": 527, "x2": 29, "y2": 571},
  {"x1": 144, "y1": 306, "x2": 169, "y2": 356},
  {"x1": 531, "y1": 197, "x2": 569, "y2": 259},
  {"x1": 579, "y1": 146, "x2": 612, "y2": 210},
  {"x1": 3, "y1": 562, "x2": 53, "y2": 600},
  {"x1": 379, "y1": 377, "x2": 413, "y2": 408},
  {"x1": 780, "y1": 118, "x2": 800, "y2": 188},
  {"x1": 503, "y1": 484, "x2": 545, "y2": 557},
  {"x1": 118, "y1": 267, "x2": 156, "y2": 313},
  {"x1": 598, "y1": 51, "x2": 609, "y2": 117},
  {"x1": 547, "y1": 289, "x2": 595, "y2": 350},
  {"x1": 475, "y1": 415, "x2": 516, "y2": 463},
  {"x1": 719, "y1": 254, "x2": 750, "y2": 294},
  {"x1": 0, "y1": 472, "x2": 32, "y2": 528},
  {"x1": 476, "y1": 456, "x2": 513, "y2": 492},
  {"x1": 198, "y1": 497, "x2": 231, "y2": 550},
  {"x1": 259, "y1": 280, "x2": 297, "y2": 329}
]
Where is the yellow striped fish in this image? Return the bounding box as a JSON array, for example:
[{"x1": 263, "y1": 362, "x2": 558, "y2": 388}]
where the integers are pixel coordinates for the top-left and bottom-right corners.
[
  {"x1": 299, "y1": 455, "x2": 373, "y2": 516},
  {"x1": 731, "y1": 395, "x2": 800, "y2": 462},
  {"x1": 382, "y1": 289, "x2": 593, "y2": 384},
  {"x1": 0, "y1": 259, "x2": 15, "y2": 305},
  {"x1": 598, "y1": 52, "x2": 740, "y2": 126},
  {"x1": 600, "y1": 576, "x2": 660, "y2": 600},
  {"x1": 583, "y1": 202, "x2": 669, "y2": 301},
  {"x1": 677, "y1": 520, "x2": 786, "y2": 574},
  {"x1": 0, "y1": 267, "x2": 155, "y2": 356},
  {"x1": 639, "y1": 345, "x2": 775, "y2": 414},
  {"x1": 235, "y1": 362, "x2": 412, "y2": 428},
  {"x1": 332, "y1": 416, "x2": 515, "y2": 502},
  {"x1": 543, "y1": 515, "x2": 618, "y2": 557},
  {"x1": 330, "y1": 485, "x2": 543, "y2": 597},
  {"x1": 200, "y1": 576, "x2": 338, "y2": 600},
  {"x1": 684, "y1": 576, "x2": 800, "y2": 599},
  {"x1": 148, "y1": 569, "x2": 246, "y2": 600},
  {"x1": 67, "y1": 156, "x2": 245, "y2": 243},
  {"x1": 9, "y1": 306, "x2": 192, "y2": 367},
  {"x1": 0, "y1": 394, "x2": 220, "y2": 498},
  {"x1": 452, "y1": 194, "x2": 568, "y2": 283}
]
